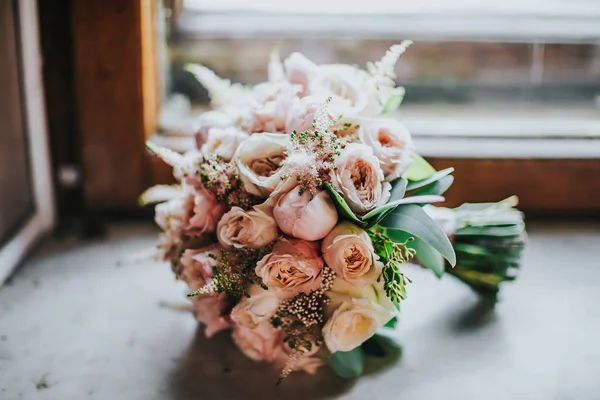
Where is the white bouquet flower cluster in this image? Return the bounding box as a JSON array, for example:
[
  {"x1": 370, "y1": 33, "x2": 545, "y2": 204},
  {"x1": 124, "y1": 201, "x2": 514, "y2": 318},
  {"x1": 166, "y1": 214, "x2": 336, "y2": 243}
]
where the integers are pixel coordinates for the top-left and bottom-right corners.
[{"x1": 143, "y1": 42, "x2": 525, "y2": 382}]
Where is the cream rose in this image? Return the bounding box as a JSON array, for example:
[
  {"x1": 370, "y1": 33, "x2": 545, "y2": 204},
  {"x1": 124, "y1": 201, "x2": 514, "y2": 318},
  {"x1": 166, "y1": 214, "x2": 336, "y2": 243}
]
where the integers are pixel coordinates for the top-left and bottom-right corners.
[
  {"x1": 321, "y1": 221, "x2": 379, "y2": 286},
  {"x1": 230, "y1": 285, "x2": 281, "y2": 328},
  {"x1": 216, "y1": 206, "x2": 278, "y2": 249},
  {"x1": 322, "y1": 297, "x2": 394, "y2": 353},
  {"x1": 231, "y1": 321, "x2": 281, "y2": 362},
  {"x1": 273, "y1": 186, "x2": 338, "y2": 241},
  {"x1": 234, "y1": 132, "x2": 291, "y2": 197},
  {"x1": 200, "y1": 127, "x2": 248, "y2": 161},
  {"x1": 284, "y1": 52, "x2": 318, "y2": 97},
  {"x1": 358, "y1": 119, "x2": 415, "y2": 181},
  {"x1": 255, "y1": 238, "x2": 323, "y2": 297},
  {"x1": 330, "y1": 143, "x2": 391, "y2": 215}
]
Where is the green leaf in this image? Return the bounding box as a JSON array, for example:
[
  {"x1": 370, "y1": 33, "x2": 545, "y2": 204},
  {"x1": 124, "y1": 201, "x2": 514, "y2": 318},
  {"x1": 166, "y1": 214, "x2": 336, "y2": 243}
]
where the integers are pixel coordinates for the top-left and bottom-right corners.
[
  {"x1": 384, "y1": 316, "x2": 398, "y2": 329},
  {"x1": 329, "y1": 347, "x2": 365, "y2": 378},
  {"x1": 362, "y1": 195, "x2": 444, "y2": 221},
  {"x1": 384, "y1": 229, "x2": 445, "y2": 278},
  {"x1": 361, "y1": 334, "x2": 402, "y2": 358},
  {"x1": 381, "y1": 204, "x2": 456, "y2": 266},
  {"x1": 410, "y1": 175, "x2": 454, "y2": 197},
  {"x1": 404, "y1": 154, "x2": 436, "y2": 181},
  {"x1": 324, "y1": 182, "x2": 366, "y2": 227},
  {"x1": 381, "y1": 87, "x2": 405, "y2": 114},
  {"x1": 455, "y1": 224, "x2": 525, "y2": 237},
  {"x1": 406, "y1": 167, "x2": 454, "y2": 191},
  {"x1": 389, "y1": 178, "x2": 408, "y2": 202}
]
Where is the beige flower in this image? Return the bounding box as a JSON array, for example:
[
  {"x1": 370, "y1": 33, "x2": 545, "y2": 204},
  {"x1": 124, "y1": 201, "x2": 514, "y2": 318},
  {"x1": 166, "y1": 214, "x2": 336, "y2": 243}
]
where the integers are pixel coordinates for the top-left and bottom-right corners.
[
  {"x1": 321, "y1": 221, "x2": 379, "y2": 286},
  {"x1": 200, "y1": 127, "x2": 248, "y2": 161},
  {"x1": 234, "y1": 132, "x2": 291, "y2": 197},
  {"x1": 255, "y1": 238, "x2": 323, "y2": 297},
  {"x1": 231, "y1": 321, "x2": 281, "y2": 362},
  {"x1": 216, "y1": 206, "x2": 278, "y2": 249},
  {"x1": 330, "y1": 143, "x2": 391, "y2": 215},
  {"x1": 230, "y1": 285, "x2": 281, "y2": 328},
  {"x1": 322, "y1": 297, "x2": 394, "y2": 353}
]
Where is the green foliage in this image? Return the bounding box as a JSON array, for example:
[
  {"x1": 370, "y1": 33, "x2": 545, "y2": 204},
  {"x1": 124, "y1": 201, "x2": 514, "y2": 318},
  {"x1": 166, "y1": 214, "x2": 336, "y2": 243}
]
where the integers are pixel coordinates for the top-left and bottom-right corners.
[
  {"x1": 324, "y1": 182, "x2": 366, "y2": 227},
  {"x1": 381, "y1": 204, "x2": 457, "y2": 266},
  {"x1": 405, "y1": 154, "x2": 436, "y2": 181},
  {"x1": 361, "y1": 334, "x2": 402, "y2": 358},
  {"x1": 369, "y1": 230, "x2": 415, "y2": 305},
  {"x1": 381, "y1": 87, "x2": 406, "y2": 114},
  {"x1": 406, "y1": 167, "x2": 454, "y2": 191},
  {"x1": 330, "y1": 348, "x2": 365, "y2": 378}
]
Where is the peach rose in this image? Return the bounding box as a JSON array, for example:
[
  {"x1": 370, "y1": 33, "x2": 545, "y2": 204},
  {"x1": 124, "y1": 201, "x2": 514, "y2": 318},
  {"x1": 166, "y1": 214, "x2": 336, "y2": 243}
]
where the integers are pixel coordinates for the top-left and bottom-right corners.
[
  {"x1": 255, "y1": 238, "x2": 323, "y2": 297},
  {"x1": 234, "y1": 132, "x2": 291, "y2": 197},
  {"x1": 358, "y1": 119, "x2": 415, "y2": 181},
  {"x1": 179, "y1": 244, "x2": 221, "y2": 286},
  {"x1": 273, "y1": 186, "x2": 338, "y2": 241},
  {"x1": 321, "y1": 221, "x2": 379, "y2": 286},
  {"x1": 216, "y1": 206, "x2": 279, "y2": 249},
  {"x1": 274, "y1": 342, "x2": 325, "y2": 375},
  {"x1": 330, "y1": 143, "x2": 391, "y2": 215},
  {"x1": 231, "y1": 321, "x2": 281, "y2": 362}
]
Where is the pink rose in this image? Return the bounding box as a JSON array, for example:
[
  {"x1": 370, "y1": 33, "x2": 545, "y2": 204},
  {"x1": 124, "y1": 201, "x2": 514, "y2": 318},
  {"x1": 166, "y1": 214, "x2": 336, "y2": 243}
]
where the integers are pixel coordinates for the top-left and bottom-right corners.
[
  {"x1": 284, "y1": 52, "x2": 318, "y2": 97},
  {"x1": 200, "y1": 127, "x2": 248, "y2": 162},
  {"x1": 251, "y1": 82, "x2": 300, "y2": 133},
  {"x1": 192, "y1": 294, "x2": 232, "y2": 338},
  {"x1": 274, "y1": 342, "x2": 325, "y2": 375},
  {"x1": 194, "y1": 111, "x2": 235, "y2": 149},
  {"x1": 188, "y1": 187, "x2": 226, "y2": 235},
  {"x1": 230, "y1": 284, "x2": 281, "y2": 328},
  {"x1": 179, "y1": 244, "x2": 221, "y2": 286},
  {"x1": 255, "y1": 238, "x2": 323, "y2": 297},
  {"x1": 154, "y1": 194, "x2": 194, "y2": 233},
  {"x1": 231, "y1": 321, "x2": 281, "y2": 362},
  {"x1": 273, "y1": 187, "x2": 337, "y2": 241}
]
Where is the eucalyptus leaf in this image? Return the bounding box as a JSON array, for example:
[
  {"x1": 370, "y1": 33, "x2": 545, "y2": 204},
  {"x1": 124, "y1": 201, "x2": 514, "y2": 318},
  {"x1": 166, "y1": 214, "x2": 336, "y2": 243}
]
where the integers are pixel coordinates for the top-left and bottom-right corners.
[
  {"x1": 380, "y1": 204, "x2": 456, "y2": 266},
  {"x1": 406, "y1": 167, "x2": 454, "y2": 191},
  {"x1": 389, "y1": 177, "x2": 408, "y2": 202},
  {"x1": 384, "y1": 317, "x2": 398, "y2": 329},
  {"x1": 384, "y1": 229, "x2": 445, "y2": 277},
  {"x1": 455, "y1": 224, "x2": 525, "y2": 237},
  {"x1": 404, "y1": 154, "x2": 436, "y2": 181},
  {"x1": 362, "y1": 195, "x2": 444, "y2": 221},
  {"x1": 329, "y1": 347, "x2": 365, "y2": 378},
  {"x1": 410, "y1": 175, "x2": 455, "y2": 197},
  {"x1": 361, "y1": 334, "x2": 402, "y2": 358},
  {"x1": 324, "y1": 182, "x2": 366, "y2": 227}
]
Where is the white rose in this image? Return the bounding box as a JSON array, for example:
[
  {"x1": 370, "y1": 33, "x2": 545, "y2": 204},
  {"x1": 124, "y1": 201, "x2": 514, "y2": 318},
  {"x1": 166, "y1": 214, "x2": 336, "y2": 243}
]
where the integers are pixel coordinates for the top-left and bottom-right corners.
[
  {"x1": 194, "y1": 111, "x2": 235, "y2": 148},
  {"x1": 273, "y1": 187, "x2": 338, "y2": 241},
  {"x1": 251, "y1": 82, "x2": 300, "y2": 133},
  {"x1": 154, "y1": 194, "x2": 193, "y2": 232},
  {"x1": 358, "y1": 119, "x2": 415, "y2": 181},
  {"x1": 234, "y1": 132, "x2": 291, "y2": 197},
  {"x1": 321, "y1": 221, "x2": 379, "y2": 285},
  {"x1": 331, "y1": 143, "x2": 391, "y2": 215},
  {"x1": 231, "y1": 285, "x2": 281, "y2": 328},
  {"x1": 284, "y1": 52, "x2": 318, "y2": 97},
  {"x1": 216, "y1": 206, "x2": 278, "y2": 249},
  {"x1": 322, "y1": 297, "x2": 394, "y2": 353},
  {"x1": 200, "y1": 127, "x2": 248, "y2": 161}
]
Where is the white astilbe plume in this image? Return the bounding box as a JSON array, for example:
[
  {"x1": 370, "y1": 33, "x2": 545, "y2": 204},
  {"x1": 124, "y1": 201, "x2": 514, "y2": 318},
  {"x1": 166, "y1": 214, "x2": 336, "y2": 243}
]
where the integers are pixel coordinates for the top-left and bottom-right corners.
[
  {"x1": 268, "y1": 45, "x2": 285, "y2": 82},
  {"x1": 139, "y1": 185, "x2": 183, "y2": 206},
  {"x1": 184, "y1": 63, "x2": 247, "y2": 108},
  {"x1": 313, "y1": 97, "x2": 332, "y2": 132},
  {"x1": 146, "y1": 141, "x2": 184, "y2": 167},
  {"x1": 367, "y1": 40, "x2": 413, "y2": 87}
]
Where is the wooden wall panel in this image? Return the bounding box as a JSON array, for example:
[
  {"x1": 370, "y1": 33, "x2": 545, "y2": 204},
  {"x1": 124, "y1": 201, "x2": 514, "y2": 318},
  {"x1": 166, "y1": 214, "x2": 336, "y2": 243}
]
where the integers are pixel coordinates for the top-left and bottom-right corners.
[
  {"x1": 71, "y1": 0, "x2": 155, "y2": 208},
  {"x1": 429, "y1": 158, "x2": 600, "y2": 213}
]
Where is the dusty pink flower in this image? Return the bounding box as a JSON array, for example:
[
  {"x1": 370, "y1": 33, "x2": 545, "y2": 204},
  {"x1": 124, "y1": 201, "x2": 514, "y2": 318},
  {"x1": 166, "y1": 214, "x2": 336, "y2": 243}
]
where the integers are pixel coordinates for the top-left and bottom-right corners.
[
  {"x1": 273, "y1": 187, "x2": 337, "y2": 241},
  {"x1": 154, "y1": 194, "x2": 194, "y2": 233},
  {"x1": 231, "y1": 321, "x2": 281, "y2": 362},
  {"x1": 192, "y1": 294, "x2": 232, "y2": 338},
  {"x1": 200, "y1": 127, "x2": 248, "y2": 162},
  {"x1": 274, "y1": 341, "x2": 325, "y2": 375},
  {"x1": 251, "y1": 82, "x2": 300, "y2": 133},
  {"x1": 255, "y1": 238, "x2": 323, "y2": 297},
  {"x1": 230, "y1": 284, "x2": 281, "y2": 328},
  {"x1": 188, "y1": 187, "x2": 226, "y2": 235},
  {"x1": 179, "y1": 244, "x2": 221, "y2": 286}
]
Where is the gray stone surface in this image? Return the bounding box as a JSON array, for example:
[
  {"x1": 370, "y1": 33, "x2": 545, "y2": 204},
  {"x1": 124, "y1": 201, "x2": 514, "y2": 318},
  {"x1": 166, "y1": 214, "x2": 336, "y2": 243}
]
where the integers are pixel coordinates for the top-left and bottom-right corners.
[{"x1": 0, "y1": 221, "x2": 599, "y2": 400}]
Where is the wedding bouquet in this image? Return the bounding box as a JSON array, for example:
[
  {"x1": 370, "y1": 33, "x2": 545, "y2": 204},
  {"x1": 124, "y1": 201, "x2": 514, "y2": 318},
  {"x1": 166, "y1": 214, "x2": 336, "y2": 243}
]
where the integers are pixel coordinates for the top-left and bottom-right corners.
[{"x1": 142, "y1": 42, "x2": 525, "y2": 382}]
